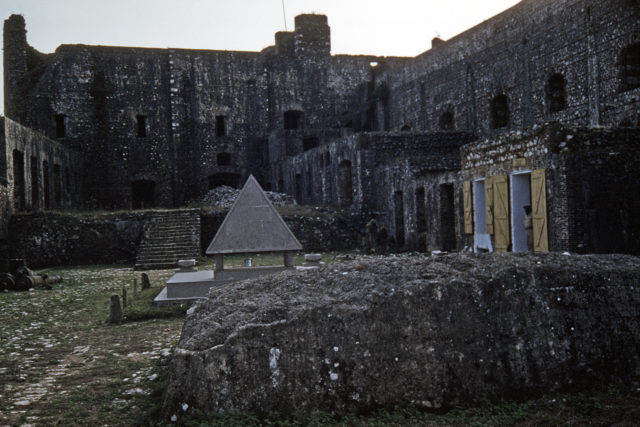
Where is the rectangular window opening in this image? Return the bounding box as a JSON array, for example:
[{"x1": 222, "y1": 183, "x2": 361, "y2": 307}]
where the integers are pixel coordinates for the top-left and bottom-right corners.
[
  {"x1": 216, "y1": 115, "x2": 227, "y2": 137},
  {"x1": 55, "y1": 114, "x2": 66, "y2": 138},
  {"x1": 136, "y1": 115, "x2": 147, "y2": 137}
]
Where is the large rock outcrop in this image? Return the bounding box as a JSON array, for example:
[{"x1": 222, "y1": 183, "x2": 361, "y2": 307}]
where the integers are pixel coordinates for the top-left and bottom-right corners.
[{"x1": 163, "y1": 253, "x2": 640, "y2": 418}]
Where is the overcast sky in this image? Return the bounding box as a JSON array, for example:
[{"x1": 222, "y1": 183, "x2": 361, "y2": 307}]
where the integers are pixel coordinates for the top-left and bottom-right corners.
[{"x1": 0, "y1": 0, "x2": 520, "y2": 115}]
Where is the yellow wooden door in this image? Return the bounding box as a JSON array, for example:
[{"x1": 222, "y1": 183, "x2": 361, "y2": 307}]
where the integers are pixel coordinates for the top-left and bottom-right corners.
[
  {"x1": 492, "y1": 175, "x2": 510, "y2": 252},
  {"x1": 531, "y1": 169, "x2": 549, "y2": 252},
  {"x1": 463, "y1": 181, "x2": 473, "y2": 234},
  {"x1": 484, "y1": 176, "x2": 494, "y2": 235}
]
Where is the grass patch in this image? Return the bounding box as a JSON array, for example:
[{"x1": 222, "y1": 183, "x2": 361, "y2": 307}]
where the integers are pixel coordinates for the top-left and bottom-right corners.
[
  {"x1": 1, "y1": 262, "x2": 638, "y2": 426},
  {"x1": 123, "y1": 287, "x2": 187, "y2": 322}
]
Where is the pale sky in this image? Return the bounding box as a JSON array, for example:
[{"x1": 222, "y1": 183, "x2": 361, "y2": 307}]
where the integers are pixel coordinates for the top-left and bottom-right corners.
[{"x1": 0, "y1": 0, "x2": 521, "y2": 115}]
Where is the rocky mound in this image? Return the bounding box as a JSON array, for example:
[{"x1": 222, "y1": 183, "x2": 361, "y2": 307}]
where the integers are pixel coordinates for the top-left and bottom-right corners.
[
  {"x1": 163, "y1": 253, "x2": 640, "y2": 419},
  {"x1": 202, "y1": 186, "x2": 295, "y2": 207}
]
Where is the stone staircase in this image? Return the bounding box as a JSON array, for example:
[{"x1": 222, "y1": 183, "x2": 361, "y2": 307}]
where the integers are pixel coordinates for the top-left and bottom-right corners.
[{"x1": 134, "y1": 209, "x2": 201, "y2": 270}]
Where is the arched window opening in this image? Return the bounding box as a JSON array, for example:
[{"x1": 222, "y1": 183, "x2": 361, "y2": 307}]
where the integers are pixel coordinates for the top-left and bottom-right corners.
[
  {"x1": 30, "y1": 157, "x2": 39, "y2": 210},
  {"x1": 54, "y1": 164, "x2": 62, "y2": 207},
  {"x1": 42, "y1": 160, "x2": 50, "y2": 210},
  {"x1": 394, "y1": 190, "x2": 405, "y2": 247},
  {"x1": 439, "y1": 111, "x2": 454, "y2": 130},
  {"x1": 547, "y1": 73, "x2": 567, "y2": 113},
  {"x1": 415, "y1": 187, "x2": 426, "y2": 233},
  {"x1": 323, "y1": 151, "x2": 331, "y2": 168},
  {"x1": 295, "y1": 173, "x2": 302, "y2": 204},
  {"x1": 618, "y1": 43, "x2": 640, "y2": 92},
  {"x1": 55, "y1": 114, "x2": 66, "y2": 138},
  {"x1": 306, "y1": 169, "x2": 312, "y2": 197},
  {"x1": 400, "y1": 124, "x2": 411, "y2": 132},
  {"x1": 12, "y1": 150, "x2": 25, "y2": 211},
  {"x1": 338, "y1": 160, "x2": 353, "y2": 207},
  {"x1": 490, "y1": 94, "x2": 509, "y2": 129}
]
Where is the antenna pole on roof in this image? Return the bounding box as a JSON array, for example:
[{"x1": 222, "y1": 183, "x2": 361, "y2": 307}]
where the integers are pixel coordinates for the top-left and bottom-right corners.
[{"x1": 282, "y1": 0, "x2": 288, "y2": 31}]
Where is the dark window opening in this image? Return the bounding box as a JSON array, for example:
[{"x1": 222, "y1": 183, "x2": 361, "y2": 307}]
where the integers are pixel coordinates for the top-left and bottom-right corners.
[
  {"x1": 439, "y1": 184, "x2": 456, "y2": 251},
  {"x1": 415, "y1": 187, "x2": 426, "y2": 233},
  {"x1": 338, "y1": 160, "x2": 353, "y2": 207},
  {"x1": 547, "y1": 73, "x2": 567, "y2": 113},
  {"x1": 323, "y1": 151, "x2": 331, "y2": 168},
  {"x1": 12, "y1": 150, "x2": 25, "y2": 211},
  {"x1": 400, "y1": 124, "x2": 411, "y2": 132},
  {"x1": 136, "y1": 115, "x2": 147, "y2": 137},
  {"x1": 278, "y1": 178, "x2": 284, "y2": 192},
  {"x1": 490, "y1": 94, "x2": 509, "y2": 129},
  {"x1": 394, "y1": 191, "x2": 405, "y2": 248},
  {"x1": 54, "y1": 164, "x2": 62, "y2": 207},
  {"x1": 208, "y1": 173, "x2": 240, "y2": 189},
  {"x1": 303, "y1": 137, "x2": 319, "y2": 151},
  {"x1": 306, "y1": 169, "x2": 312, "y2": 198},
  {"x1": 65, "y1": 167, "x2": 71, "y2": 199},
  {"x1": 618, "y1": 43, "x2": 640, "y2": 92},
  {"x1": 284, "y1": 110, "x2": 302, "y2": 130},
  {"x1": 216, "y1": 115, "x2": 227, "y2": 137},
  {"x1": 341, "y1": 111, "x2": 353, "y2": 128},
  {"x1": 131, "y1": 180, "x2": 155, "y2": 209},
  {"x1": 55, "y1": 114, "x2": 66, "y2": 138},
  {"x1": 619, "y1": 118, "x2": 633, "y2": 127},
  {"x1": 42, "y1": 160, "x2": 50, "y2": 210},
  {"x1": 439, "y1": 111, "x2": 455, "y2": 130},
  {"x1": 295, "y1": 173, "x2": 302, "y2": 204},
  {"x1": 217, "y1": 152, "x2": 231, "y2": 166},
  {"x1": 30, "y1": 157, "x2": 39, "y2": 210}
]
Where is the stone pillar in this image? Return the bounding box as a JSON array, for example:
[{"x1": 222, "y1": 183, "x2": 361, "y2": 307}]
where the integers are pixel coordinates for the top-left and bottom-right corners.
[
  {"x1": 215, "y1": 254, "x2": 224, "y2": 271},
  {"x1": 108, "y1": 295, "x2": 123, "y2": 323},
  {"x1": 284, "y1": 252, "x2": 294, "y2": 267}
]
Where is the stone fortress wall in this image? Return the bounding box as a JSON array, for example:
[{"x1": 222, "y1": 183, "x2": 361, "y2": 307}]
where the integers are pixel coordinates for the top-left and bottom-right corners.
[{"x1": 2, "y1": 0, "x2": 640, "y2": 259}]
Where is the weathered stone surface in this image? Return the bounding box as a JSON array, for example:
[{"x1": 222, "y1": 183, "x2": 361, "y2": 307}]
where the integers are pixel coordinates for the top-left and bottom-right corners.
[
  {"x1": 8, "y1": 211, "x2": 148, "y2": 268},
  {"x1": 163, "y1": 253, "x2": 640, "y2": 418},
  {"x1": 108, "y1": 294, "x2": 123, "y2": 324}
]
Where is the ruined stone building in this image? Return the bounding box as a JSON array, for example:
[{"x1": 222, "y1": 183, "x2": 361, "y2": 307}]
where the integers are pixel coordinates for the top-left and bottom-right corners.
[{"x1": 2, "y1": 0, "x2": 639, "y2": 258}]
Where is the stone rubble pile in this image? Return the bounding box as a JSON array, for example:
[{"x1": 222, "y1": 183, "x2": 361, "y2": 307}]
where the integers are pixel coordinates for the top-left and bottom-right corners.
[{"x1": 202, "y1": 186, "x2": 296, "y2": 207}]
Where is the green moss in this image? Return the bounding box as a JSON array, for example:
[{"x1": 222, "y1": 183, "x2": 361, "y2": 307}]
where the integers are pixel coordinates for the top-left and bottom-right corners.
[{"x1": 123, "y1": 287, "x2": 187, "y2": 322}]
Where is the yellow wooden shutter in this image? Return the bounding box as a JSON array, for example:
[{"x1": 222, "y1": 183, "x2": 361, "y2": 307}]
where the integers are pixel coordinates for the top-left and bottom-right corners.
[
  {"x1": 531, "y1": 169, "x2": 549, "y2": 252},
  {"x1": 463, "y1": 181, "x2": 473, "y2": 234},
  {"x1": 484, "y1": 176, "x2": 494, "y2": 235},
  {"x1": 492, "y1": 175, "x2": 510, "y2": 252}
]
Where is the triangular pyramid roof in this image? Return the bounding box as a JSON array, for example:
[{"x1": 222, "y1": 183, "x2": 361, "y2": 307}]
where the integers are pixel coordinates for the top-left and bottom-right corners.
[{"x1": 206, "y1": 175, "x2": 303, "y2": 254}]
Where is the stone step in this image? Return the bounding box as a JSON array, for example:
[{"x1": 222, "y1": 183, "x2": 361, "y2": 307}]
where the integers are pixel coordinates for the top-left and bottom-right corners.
[
  {"x1": 134, "y1": 209, "x2": 202, "y2": 271},
  {"x1": 137, "y1": 253, "x2": 200, "y2": 261}
]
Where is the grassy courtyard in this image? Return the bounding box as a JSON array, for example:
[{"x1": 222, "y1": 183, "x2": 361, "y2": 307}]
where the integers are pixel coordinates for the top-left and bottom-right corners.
[{"x1": 0, "y1": 261, "x2": 638, "y2": 426}]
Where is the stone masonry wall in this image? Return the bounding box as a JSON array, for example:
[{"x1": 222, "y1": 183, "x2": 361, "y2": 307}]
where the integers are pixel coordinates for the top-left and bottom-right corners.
[
  {"x1": 9, "y1": 207, "x2": 365, "y2": 269},
  {"x1": 4, "y1": 118, "x2": 82, "y2": 213},
  {"x1": 377, "y1": 0, "x2": 640, "y2": 134},
  {"x1": 459, "y1": 123, "x2": 640, "y2": 254},
  {"x1": 4, "y1": 14, "x2": 400, "y2": 210},
  {"x1": 8, "y1": 211, "x2": 149, "y2": 269}
]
